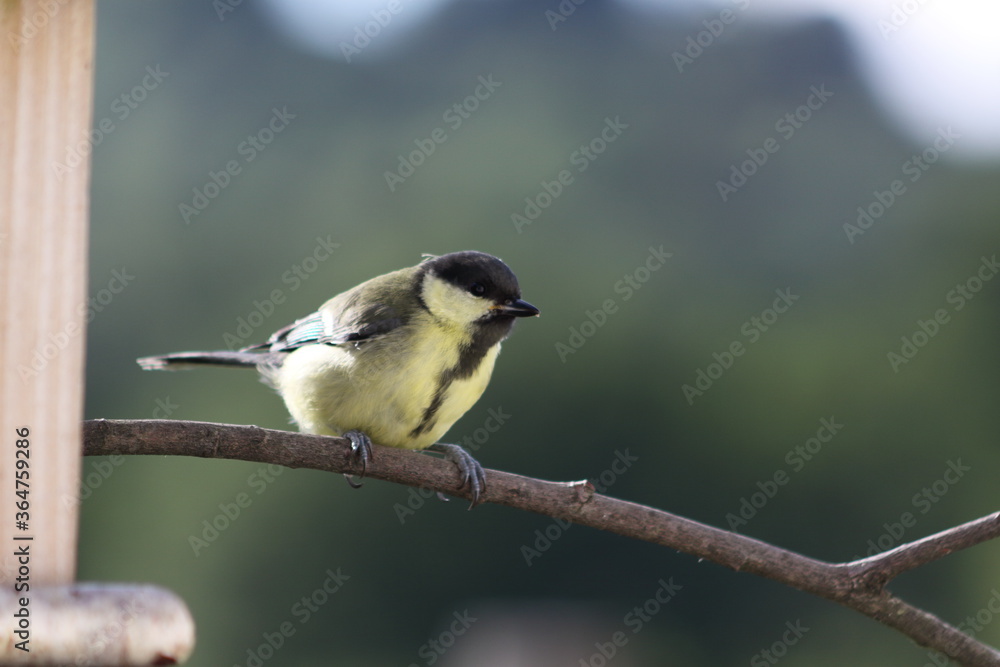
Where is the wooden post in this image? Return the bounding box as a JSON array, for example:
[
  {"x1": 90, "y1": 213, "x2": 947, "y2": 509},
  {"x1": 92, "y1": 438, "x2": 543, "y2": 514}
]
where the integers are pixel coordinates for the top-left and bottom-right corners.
[
  {"x1": 0, "y1": 0, "x2": 95, "y2": 589},
  {"x1": 0, "y1": 0, "x2": 194, "y2": 662}
]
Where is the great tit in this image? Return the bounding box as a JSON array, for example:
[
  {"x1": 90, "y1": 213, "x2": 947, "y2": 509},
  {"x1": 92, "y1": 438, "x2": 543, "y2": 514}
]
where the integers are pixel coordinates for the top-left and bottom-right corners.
[{"x1": 138, "y1": 251, "x2": 539, "y2": 505}]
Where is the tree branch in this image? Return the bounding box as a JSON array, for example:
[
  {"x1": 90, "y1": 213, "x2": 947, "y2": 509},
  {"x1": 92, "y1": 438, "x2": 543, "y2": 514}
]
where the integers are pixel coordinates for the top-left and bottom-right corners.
[{"x1": 83, "y1": 419, "x2": 1000, "y2": 667}]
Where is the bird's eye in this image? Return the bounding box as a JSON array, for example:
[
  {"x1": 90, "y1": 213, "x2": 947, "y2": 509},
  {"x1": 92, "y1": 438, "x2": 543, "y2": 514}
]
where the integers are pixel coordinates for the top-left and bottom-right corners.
[{"x1": 469, "y1": 283, "x2": 486, "y2": 297}]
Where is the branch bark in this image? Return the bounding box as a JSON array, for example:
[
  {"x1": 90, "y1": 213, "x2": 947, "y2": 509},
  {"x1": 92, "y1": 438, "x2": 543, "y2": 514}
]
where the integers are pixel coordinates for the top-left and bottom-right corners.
[{"x1": 83, "y1": 419, "x2": 1000, "y2": 667}]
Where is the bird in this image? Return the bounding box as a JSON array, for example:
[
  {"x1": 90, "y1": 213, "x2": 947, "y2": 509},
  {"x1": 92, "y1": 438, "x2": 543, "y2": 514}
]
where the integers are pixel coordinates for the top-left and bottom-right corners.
[{"x1": 137, "y1": 251, "x2": 539, "y2": 506}]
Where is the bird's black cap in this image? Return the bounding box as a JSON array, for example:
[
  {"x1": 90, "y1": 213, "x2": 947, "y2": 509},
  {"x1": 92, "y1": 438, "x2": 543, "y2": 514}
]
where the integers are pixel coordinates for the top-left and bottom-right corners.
[{"x1": 423, "y1": 251, "x2": 537, "y2": 316}]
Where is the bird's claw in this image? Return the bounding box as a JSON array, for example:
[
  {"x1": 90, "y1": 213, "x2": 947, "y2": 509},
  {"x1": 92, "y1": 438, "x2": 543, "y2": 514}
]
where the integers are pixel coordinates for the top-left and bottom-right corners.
[
  {"x1": 343, "y1": 429, "x2": 373, "y2": 489},
  {"x1": 428, "y1": 442, "x2": 486, "y2": 508}
]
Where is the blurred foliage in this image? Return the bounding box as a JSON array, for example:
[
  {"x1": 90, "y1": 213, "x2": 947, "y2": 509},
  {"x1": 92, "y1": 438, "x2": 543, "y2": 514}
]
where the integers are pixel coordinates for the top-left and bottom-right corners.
[{"x1": 80, "y1": 0, "x2": 1000, "y2": 665}]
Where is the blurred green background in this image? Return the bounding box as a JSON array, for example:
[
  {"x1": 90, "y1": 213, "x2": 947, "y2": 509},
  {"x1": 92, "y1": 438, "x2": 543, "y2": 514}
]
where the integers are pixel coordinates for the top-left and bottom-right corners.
[{"x1": 79, "y1": 0, "x2": 1000, "y2": 665}]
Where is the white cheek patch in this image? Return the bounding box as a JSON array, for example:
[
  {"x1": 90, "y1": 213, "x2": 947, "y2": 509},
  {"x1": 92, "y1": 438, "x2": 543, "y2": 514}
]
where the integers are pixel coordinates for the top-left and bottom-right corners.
[{"x1": 422, "y1": 273, "x2": 492, "y2": 326}]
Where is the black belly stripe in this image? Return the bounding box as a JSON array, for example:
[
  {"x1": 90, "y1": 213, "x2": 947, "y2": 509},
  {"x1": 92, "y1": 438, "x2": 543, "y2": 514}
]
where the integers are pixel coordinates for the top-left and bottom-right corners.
[
  {"x1": 408, "y1": 318, "x2": 516, "y2": 439},
  {"x1": 409, "y1": 373, "x2": 453, "y2": 437}
]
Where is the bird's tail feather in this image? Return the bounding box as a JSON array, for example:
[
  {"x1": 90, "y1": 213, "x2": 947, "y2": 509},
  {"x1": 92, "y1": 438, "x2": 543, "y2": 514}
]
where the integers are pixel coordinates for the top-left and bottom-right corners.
[{"x1": 137, "y1": 350, "x2": 267, "y2": 371}]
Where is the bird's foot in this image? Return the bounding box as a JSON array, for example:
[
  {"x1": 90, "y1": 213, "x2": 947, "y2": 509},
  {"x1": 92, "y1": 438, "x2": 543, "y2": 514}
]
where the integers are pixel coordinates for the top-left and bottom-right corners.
[
  {"x1": 343, "y1": 429, "x2": 373, "y2": 489},
  {"x1": 427, "y1": 442, "x2": 486, "y2": 508}
]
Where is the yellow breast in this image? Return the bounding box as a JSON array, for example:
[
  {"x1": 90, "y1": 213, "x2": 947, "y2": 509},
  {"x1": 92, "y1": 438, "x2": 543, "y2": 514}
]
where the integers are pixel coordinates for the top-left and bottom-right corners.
[{"x1": 274, "y1": 314, "x2": 501, "y2": 450}]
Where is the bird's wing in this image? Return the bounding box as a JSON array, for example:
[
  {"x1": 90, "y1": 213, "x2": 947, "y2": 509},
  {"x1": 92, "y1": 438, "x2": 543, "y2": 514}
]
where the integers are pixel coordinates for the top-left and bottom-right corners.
[{"x1": 246, "y1": 268, "x2": 416, "y2": 353}]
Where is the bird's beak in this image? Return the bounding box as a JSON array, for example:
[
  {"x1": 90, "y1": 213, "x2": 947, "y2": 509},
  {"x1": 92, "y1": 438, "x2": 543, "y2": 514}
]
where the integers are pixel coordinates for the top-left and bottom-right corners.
[{"x1": 491, "y1": 299, "x2": 540, "y2": 317}]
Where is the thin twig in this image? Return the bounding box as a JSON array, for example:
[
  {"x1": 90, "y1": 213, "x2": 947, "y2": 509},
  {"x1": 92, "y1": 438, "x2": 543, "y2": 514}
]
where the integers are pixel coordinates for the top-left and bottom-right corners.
[
  {"x1": 83, "y1": 419, "x2": 1000, "y2": 667},
  {"x1": 847, "y1": 512, "x2": 1000, "y2": 586}
]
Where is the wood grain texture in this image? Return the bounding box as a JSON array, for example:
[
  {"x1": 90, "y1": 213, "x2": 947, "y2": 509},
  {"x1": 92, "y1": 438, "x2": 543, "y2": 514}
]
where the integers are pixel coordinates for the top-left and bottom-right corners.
[{"x1": 1, "y1": 0, "x2": 95, "y2": 586}]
